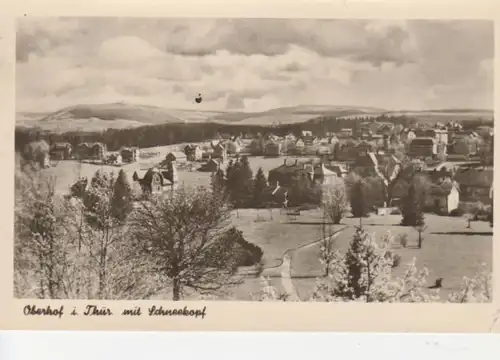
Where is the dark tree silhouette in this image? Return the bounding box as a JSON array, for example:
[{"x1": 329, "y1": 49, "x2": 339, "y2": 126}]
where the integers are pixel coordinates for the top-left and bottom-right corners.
[
  {"x1": 253, "y1": 167, "x2": 268, "y2": 207},
  {"x1": 400, "y1": 179, "x2": 425, "y2": 227},
  {"x1": 350, "y1": 180, "x2": 369, "y2": 219},
  {"x1": 111, "y1": 169, "x2": 133, "y2": 223}
]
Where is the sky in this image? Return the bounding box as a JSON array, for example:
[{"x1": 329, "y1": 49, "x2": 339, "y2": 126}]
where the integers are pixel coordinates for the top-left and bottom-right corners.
[{"x1": 16, "y1": 18, "x2": 494, "y2": 113}]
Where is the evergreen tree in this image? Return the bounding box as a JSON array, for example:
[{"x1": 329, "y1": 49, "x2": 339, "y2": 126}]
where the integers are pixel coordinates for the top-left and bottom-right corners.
[
  {"x1": 225, "y1": 160, "x2": 236, "y2": 194},
  {"x1": 400, "y1": 180, "x2": 425, "y2": 227},
  {"x1": 350, "y1": 180, "x2": 369, "y2": 218},
  {"x1": 111, "y1": 169, "x2": 133, "y2": 223},
  {"x1": 253, "y1": 167, "x2": 268, "y2": 207},
  {"x1": 83, "y1": 170, "x2": 116, "y2": 230},
  {"x1": 335, "y1": 227, "x2": 373, "y2": 299},
  {"x1": 226, "y1": 157, "x2": 254, "y2": 208},
  {"x1": 239, "y1": 155, "x2": 253, "y2": 181}
]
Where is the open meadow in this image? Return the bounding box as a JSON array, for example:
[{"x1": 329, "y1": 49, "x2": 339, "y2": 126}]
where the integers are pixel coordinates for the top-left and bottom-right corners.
[{"x1": 291, "y1": 214, "x2": 493, "y2": 301}]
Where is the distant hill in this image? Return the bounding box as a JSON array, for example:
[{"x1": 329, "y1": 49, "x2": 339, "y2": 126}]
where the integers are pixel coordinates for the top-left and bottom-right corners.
[
  {"x1": 337, "y1": 109, "x2": 494, "y2": 124},
  {"x1": 15, "y1": 102, "x2": 493, "y2": 133}
]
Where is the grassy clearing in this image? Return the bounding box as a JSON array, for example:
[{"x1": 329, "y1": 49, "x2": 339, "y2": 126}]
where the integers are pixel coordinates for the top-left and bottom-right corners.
[
  {"x1": 291, "y1": 214, "x2": 492, "y2": 300},
  {"x1": 229, "y1": 208, "x2": 324, "y2": 269}
]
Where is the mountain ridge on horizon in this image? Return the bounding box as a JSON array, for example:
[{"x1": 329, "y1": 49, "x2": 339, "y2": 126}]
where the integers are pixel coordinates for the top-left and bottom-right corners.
[{"x1": 16, "y1": 101, "x2": 494, "y2": 134}]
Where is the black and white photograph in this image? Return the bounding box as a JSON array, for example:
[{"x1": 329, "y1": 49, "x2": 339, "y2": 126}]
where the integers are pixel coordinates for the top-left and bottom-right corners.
[{"x1": 14, "y1": 17, "x2": 493, "y2": 303}]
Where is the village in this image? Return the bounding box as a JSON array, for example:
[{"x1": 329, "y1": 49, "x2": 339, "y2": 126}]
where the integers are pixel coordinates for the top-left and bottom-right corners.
[
  {"x1": 18, "y1": 117, "x2": 493, "y2": 301},
  {"x1": 40, "y1": 119, "x2": 493, "y2": 208}
]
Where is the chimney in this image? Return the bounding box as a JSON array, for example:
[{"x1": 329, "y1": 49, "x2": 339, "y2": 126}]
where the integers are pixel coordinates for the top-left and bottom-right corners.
[
  {"x1": 295, "y1": 159, "x2": 298, "y2": 166},
  {"x1": 284, "y1": 158, "x2": 287, "y2": 166}
]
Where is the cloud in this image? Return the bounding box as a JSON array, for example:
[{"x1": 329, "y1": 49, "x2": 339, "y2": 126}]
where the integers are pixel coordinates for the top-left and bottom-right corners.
[
  {"x1": 16, "y1": 18, "x2": 493, "y2": 113},
  {"x1": 226, "y1": 94, "x2": 245, "y2": 109}
]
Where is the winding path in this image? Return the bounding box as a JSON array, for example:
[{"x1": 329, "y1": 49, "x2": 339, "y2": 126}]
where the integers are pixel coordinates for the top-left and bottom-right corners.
[{"x1": 278, "y1": 226, "x2": 349, "y2": 300}]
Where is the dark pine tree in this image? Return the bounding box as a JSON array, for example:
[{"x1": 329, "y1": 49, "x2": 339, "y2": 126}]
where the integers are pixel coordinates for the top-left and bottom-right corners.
[
  {"x1": 225, "y1": 159, "x2": 239, "y2": 206},
  {"x1": 227, "y1": 157, "x2": 254, "y2": 208},
  {"x1": 400, "y1": 180, "x2": 425, "y2": 227},
  {"x1": 350, "y1": 180, "x2": 369, "y2": 218},
  {"x1": 253, "y1": 167, "x2": 268, "y2": 208},
  {"x1": 239, "y1": 155, "x2": 253, "y2": 182},
  {"x1": 111, "y1": 169, "x2": 133, "y2": 223}
]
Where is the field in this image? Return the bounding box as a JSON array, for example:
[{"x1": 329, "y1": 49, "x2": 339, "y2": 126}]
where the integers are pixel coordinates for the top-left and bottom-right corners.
[{"x1": 291, "y1": 214, "x2": 493, "y2": 301}]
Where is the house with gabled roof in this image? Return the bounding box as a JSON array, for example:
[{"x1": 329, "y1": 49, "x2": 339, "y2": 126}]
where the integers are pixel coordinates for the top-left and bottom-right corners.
[
  {"x1": 313, "y1": 162, "x2": 340, "y2": 185},
  {"x1": 409, "y1": 137, "x2": 437, "y2": 158},
  {"x1": 339, "y1": 128, "x2": 353, "y2": 138},
  {"x1": 132, "y1": 167, "x2": 176, "y2": 195},
  {"x1": 454, "y1": 167, "x2": 493, "y2": 204},
  {"x1": 268, "y1": 158, "x2": 314, "y2": 188},
  {"x1": 120, "y1": 146, "x2": 140, "y2": 163},
  {"x1": 50, "y1": 142, "x2": 73, "y2": 160},
  {"x1": 264, "y1": 139, "x2": 282, "y2": 157},
  {"x1": 376, "y1": 122, "x2": 395, "y2": 136}
]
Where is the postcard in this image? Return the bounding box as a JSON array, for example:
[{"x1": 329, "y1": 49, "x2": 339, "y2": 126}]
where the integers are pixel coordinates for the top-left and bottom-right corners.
[{"x1": 1, "y1": 0, "x2": 499, "y2": 332}]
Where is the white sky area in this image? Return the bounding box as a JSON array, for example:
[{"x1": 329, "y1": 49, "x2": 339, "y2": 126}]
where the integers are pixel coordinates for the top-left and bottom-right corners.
[{"x1": 16, "y1": 18, "x2": 494, "y2": 113}]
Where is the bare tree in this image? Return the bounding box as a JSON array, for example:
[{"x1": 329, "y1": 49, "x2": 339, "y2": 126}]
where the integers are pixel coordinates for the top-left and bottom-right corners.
[
  {"x1": 75, "y1": 171, "x2": 126, "y2": 298},
  {"x1": 67, "y1": 170, "x2": 160, "y2": 300},
  {"x1": 319, "y1": 232, "x2": 339, "y2": 277},
  {"x1": 14, "y1": 166, "x2": 91, "y2": 299},
  {"x1": 414, "y1": 224, "x2": 428, "y2": 249},
  {"x1": 322, "y1": 179, "x2": 348, "y2": 225},
  {"x1": 129, "y1": 185, "x2": 244, "y2": 300}
]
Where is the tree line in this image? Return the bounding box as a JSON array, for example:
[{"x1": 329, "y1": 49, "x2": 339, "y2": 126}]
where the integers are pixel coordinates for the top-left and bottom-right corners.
[
  {"x1": 15, "y1": 115, "x2": 428, "y2": 152},
  {"x1": 210, "y1": 155, "x2": 322, "y2": 210}
]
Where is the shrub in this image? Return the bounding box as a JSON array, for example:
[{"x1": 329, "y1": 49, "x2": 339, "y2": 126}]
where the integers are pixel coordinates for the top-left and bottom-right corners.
[
  {"x1": 392, "y1": 254, "x2": 402, "y2": 268},
  {"x1": 449, "y1": 208, "x2": 464, "y2": 217},
  {"x1": 233, "y1": 233, "x2": 264, "y2": 267}
]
